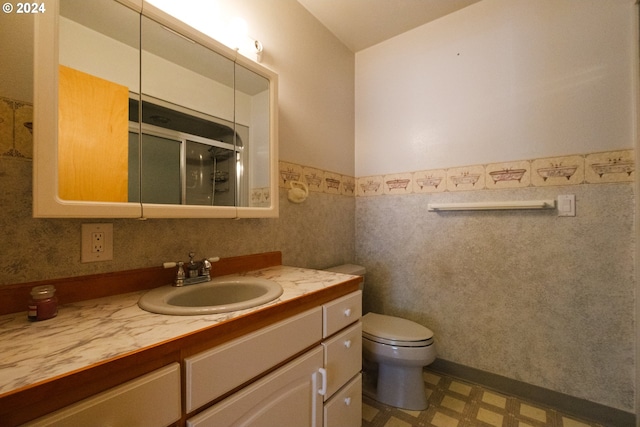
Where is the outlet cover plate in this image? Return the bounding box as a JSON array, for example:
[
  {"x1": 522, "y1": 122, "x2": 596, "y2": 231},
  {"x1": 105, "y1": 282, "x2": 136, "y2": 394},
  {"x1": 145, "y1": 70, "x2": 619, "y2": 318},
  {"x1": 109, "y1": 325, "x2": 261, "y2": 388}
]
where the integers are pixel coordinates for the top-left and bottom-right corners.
[{"x1": 81, "y1": 223, "x2": 113, "y2": 262}]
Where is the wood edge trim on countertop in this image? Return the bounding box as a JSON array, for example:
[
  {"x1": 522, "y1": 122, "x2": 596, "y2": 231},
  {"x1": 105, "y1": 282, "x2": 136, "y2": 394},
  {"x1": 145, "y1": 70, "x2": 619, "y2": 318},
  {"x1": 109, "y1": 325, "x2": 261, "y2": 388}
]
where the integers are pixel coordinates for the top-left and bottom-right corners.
[
  {"x1": 0, "y1": 251, "x2": 283, "y2": 316},
  {"x1": 0, "y1": 277, "x2": 360, "y2": 426}
]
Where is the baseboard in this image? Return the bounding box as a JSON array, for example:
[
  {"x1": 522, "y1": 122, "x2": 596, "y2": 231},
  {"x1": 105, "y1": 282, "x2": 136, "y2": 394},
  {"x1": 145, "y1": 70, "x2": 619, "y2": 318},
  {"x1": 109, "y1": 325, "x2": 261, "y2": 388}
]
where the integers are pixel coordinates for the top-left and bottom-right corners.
[{"x1": 429, "y1": 359, "x2": 635, "y2": 427}]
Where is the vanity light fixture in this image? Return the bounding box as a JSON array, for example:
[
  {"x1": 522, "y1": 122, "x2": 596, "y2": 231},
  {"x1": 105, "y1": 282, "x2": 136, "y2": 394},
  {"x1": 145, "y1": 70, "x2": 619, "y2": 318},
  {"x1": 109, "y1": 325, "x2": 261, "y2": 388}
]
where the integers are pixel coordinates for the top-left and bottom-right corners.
[
  {"x1": 230, "y1": 34, "x2": 264, "y2": 63},
  {"x1": 147, "y1": 0, "x2": 264, "y2": 62},
  {"x1": 240, "y1": 37, "x2": 264, "y2": 63},
  {"x1": 248, "y1": 38, "x2": 264, "y2": 62},
  {"x1": 227, "y1": 17, "x2": 264, "y2": 62}
]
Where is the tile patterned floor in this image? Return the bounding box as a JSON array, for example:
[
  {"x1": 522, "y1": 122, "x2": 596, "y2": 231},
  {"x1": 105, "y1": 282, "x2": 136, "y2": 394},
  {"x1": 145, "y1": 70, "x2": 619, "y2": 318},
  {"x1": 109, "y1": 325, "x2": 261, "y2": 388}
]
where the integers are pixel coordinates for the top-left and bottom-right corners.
[{"x1": 362, "y1": 369, "x2": 605, "y2": 427}]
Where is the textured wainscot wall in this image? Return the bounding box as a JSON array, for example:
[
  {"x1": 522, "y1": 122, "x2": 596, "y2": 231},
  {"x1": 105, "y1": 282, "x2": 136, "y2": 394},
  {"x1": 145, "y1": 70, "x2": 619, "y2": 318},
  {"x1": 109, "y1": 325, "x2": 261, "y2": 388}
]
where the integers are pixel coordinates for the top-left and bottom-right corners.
[{"x1": 355, "y1": 165, "x2": 635, "y2": 412}]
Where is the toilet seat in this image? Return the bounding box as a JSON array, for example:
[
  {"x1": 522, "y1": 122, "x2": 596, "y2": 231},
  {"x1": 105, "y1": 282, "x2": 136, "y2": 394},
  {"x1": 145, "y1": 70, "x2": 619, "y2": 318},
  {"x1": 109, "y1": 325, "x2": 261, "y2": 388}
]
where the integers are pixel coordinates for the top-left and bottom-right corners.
[{"x1": 362, "y1": 312, "x2": 434, "y2": 347}]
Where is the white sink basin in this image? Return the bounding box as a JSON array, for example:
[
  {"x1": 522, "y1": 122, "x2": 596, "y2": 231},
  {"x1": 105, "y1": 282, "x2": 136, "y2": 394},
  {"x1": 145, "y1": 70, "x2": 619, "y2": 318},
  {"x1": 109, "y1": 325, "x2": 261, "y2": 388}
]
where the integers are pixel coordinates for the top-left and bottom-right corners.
[{"x1": 138, "y1": 276, "x2": 284, "y2": 315}]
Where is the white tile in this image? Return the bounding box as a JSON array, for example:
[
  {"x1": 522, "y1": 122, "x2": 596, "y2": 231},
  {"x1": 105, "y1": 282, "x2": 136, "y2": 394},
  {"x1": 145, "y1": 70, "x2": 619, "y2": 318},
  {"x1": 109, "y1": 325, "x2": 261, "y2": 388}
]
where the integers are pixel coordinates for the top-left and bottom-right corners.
[
  {"x1": 562, "y1": 417, "x2": 592, "y2": 427},
  {"x1": 477, "y1": 407, "x2": 504, "y2": 427},
  {"x1": 383, "y1": 416, "x2": 413, "y2": 427},
  {"x1": 448, "y1": 381, "x2": 472, "y2": 396},
  {"x1": 519, "y1": 403, "x2": 547, "y2": 423},
  {"x1": 431, "y1": 411, "x2": 459, "y2": 427},
  {"x1": 442, "y1": 395, "x2": 466, "y2": 413},
  {"x1": 481, "y1": 390, "x2": 507, "y2": 409},
  {"x1": 362, "y1": 402, "x2": 379, "y2": 422}
]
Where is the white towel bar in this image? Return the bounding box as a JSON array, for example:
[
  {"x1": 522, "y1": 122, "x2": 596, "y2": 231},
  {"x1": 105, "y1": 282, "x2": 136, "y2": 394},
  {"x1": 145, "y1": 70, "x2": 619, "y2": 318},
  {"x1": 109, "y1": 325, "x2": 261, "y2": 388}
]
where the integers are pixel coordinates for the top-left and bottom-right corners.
[{"x1": 427, "y1": 200, "x2": 556, "y2": 211}]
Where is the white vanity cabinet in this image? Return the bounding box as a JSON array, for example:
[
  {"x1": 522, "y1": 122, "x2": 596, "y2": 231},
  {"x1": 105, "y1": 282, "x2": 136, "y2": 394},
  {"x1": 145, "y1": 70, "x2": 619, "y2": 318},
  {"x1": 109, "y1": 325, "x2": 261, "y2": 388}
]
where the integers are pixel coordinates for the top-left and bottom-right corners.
[
  {"x1": 323, "y1": 375, "x2": 363, "y2": 427},
  {"x1": 184, "y1": 308, "x2": 323, "y2": 413},
  {"x1": 321, "y1": 291, "x2": 363, "y2": 427},
  {"x1": 322, "y1": 290, "x2": 362, "y2": 337},
  {"x1": 22, "y1": 363, "x2": 181, "y2": 427},
  {"x1": 187, "y1": 347, "x2": 324, "y2": 427},
  {"x1": 186, "y1": 291, "x2": 363, "y2": 427}
]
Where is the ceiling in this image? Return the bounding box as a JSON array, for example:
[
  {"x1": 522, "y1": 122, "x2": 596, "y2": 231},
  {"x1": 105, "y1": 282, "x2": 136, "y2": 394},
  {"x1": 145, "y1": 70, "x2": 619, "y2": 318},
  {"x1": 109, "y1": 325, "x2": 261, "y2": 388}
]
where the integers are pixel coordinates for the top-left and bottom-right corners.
[{"x1": 296, "y1": 0, "x2": 482, "y2": 52}]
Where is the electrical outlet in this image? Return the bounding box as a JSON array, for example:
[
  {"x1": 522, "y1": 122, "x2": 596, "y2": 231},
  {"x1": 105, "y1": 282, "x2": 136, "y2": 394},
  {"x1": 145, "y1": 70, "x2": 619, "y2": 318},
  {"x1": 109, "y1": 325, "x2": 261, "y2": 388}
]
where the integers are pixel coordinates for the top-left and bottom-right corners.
[
  {"x1": 82, "y1": 223, "x2": 113, "y2": 262},
  {"x1": 92, "y1": 231, "x2": 105, "y2": 253}
]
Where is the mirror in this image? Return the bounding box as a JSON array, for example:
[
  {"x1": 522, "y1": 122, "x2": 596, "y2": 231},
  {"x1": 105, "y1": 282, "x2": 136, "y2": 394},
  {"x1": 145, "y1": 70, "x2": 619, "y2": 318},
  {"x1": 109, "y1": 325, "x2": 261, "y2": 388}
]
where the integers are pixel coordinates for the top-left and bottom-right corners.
[
  {"x1": 33, "y1": 0, "x2": 278, "y2": 218},
  {"x1": 138, "y1": 14, "x2": 236, "y2": 207}
]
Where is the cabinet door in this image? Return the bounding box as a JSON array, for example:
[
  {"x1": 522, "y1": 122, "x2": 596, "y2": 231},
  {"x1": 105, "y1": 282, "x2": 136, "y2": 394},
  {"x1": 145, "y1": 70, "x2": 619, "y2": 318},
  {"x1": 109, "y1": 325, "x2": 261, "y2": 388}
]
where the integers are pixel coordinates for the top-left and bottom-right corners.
[
  {"x1": 185, "y1": 307, "x2": 322, "y2": 412},
  {"x1": 187, "y1": 347, "x2": 323, "y2": 427},
  {"x1": 23, "y1": 363, "x2": 181, "y2": 427}
]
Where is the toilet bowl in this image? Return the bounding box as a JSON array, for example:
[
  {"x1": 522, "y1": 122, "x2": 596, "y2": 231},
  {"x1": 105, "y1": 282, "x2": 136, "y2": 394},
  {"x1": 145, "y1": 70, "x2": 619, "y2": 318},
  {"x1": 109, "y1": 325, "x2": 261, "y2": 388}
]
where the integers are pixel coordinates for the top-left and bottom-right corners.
[
  {"x1": 362, "y1": 312, "x2": 435, "y2": 410},
  {"x1": 324, "y1": 264, "x2": 437, "y2": 411}
]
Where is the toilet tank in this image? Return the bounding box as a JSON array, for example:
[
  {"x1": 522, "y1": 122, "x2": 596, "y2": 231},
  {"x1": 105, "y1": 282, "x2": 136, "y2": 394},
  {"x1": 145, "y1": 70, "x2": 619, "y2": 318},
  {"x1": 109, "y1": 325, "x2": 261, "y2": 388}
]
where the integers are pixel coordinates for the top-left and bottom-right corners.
[{"x1": 324, "y1": 264, "x2": 366, "y2": 289}]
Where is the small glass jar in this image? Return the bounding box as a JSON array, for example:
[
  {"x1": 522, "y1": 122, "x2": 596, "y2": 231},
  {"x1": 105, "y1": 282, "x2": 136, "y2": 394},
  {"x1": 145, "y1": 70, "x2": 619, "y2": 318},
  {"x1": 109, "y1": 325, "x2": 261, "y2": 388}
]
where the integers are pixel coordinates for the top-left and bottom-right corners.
[{"x1": 28, "y1": 285, "x2": 58, "y2": 321}]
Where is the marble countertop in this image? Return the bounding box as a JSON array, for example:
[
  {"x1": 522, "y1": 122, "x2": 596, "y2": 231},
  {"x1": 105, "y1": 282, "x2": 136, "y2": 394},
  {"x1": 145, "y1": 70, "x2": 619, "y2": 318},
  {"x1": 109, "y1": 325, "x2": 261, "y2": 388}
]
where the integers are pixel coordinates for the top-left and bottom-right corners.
[{"x1": 0, "y1": 265, "x2": 356, "y2": 397}]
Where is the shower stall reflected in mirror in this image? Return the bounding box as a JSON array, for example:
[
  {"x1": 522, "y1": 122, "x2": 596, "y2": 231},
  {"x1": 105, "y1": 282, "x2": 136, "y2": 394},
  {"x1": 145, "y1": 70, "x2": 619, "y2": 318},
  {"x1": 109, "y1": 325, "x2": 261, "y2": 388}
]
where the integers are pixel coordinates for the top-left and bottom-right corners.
[{"x1": 128, "y1": 99, "x2": 248, "y2": 207}]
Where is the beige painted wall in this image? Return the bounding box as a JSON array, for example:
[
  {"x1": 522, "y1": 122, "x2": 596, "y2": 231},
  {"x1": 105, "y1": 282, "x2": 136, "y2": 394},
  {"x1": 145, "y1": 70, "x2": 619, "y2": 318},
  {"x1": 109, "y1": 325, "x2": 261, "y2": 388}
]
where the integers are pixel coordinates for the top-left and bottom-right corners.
[
  {"x1": 355, "y1": 0, "x2": 635, "y2": 176},
  {"x1": 0, "y1": 11, "x2": 33, "y2": 101},
  {"x1": 218, "y1": 0, "x2": 356, "y2": 177}
]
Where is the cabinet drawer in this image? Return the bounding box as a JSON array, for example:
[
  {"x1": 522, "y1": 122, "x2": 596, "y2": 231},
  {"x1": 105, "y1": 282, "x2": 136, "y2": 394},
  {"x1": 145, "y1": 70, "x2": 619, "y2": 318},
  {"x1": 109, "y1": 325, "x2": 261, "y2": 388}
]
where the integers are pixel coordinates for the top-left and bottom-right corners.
[
  {"x1": 185, "y1": 307, "x2": 322, "y2": 413},
  {"x1": 187, "y1": 347, "x2": 323, "y2": 427},
  {"x1": 323, "y1": 290, "x2": 362, "y2": 338},
  {"x1": 322, "y1": 321, "x2": 362, "y2": 400},
  {"x1": 23, "y1": 363, "x2": 181, "y2": 427},
  {"x1": 324, "y1": 374, "x2": 362, "y2": 427}
]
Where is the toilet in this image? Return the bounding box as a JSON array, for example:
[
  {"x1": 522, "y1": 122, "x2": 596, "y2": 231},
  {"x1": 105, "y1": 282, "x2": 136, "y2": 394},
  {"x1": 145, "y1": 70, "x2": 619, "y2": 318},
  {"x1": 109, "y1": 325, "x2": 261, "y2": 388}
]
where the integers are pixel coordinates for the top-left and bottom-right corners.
[{"x1": 324, "y1": 264, "x2": 436, "y2": 411}]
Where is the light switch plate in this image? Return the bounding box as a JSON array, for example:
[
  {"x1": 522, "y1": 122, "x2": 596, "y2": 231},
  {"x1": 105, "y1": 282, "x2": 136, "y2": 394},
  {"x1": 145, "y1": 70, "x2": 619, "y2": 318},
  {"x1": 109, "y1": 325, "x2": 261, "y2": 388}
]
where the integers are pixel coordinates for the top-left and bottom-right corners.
[
  {"x1": 557, "y1": 195, "x2": 576, "y2": 217},
  {"x1": 81, "y1": 223, "x2": 113, "y2": 262}
]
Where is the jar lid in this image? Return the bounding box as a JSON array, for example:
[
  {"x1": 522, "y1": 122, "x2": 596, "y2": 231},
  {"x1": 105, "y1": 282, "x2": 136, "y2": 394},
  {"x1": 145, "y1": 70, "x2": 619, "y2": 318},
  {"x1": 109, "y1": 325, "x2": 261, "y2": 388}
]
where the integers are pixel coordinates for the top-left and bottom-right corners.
[{"x1": 30, "y1": 285, "x2": 56, "y2": 299}]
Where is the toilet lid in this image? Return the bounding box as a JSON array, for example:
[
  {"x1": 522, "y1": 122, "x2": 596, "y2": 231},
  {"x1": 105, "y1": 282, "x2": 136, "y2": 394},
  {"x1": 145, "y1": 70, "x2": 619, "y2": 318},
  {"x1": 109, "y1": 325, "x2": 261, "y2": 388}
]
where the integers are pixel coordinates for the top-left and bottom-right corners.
[
  {"x1": 362, "y1": 312, "x2": 434, "y2": 345},
  {"x1": 324, "y1": 264, "x2": 366, "y2": 275}
]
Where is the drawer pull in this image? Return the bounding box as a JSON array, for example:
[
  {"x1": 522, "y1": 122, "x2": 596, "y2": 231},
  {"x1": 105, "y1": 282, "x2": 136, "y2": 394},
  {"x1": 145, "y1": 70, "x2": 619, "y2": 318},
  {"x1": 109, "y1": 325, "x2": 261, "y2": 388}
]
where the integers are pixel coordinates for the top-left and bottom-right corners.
[
  {"x1": 344, "y1": 340, "x2": 352, "y2": 349},
  {"x1": 344, "y1": 308, "x2": 351, "y2": 317},
  {"x1": 344, "y1": 397, "x2": 351, "y2": 406}
]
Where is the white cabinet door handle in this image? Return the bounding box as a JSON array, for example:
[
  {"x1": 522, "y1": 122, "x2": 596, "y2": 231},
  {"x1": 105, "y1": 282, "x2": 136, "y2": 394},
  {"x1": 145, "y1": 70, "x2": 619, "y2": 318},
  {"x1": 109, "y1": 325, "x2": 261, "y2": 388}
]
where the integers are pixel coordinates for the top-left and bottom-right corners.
[
  {"x1": 344, "y1": 397, "x2": 351, "y2": 406},
  {"x1": 344, "y1": 308, "x2": 351, "y2": 317},
  {"x1": 344, "y1": 340, "x2": 352, "y2": 349},
  {"x1": 318, "y1": 368, "x2": 327, "y2": 396}
]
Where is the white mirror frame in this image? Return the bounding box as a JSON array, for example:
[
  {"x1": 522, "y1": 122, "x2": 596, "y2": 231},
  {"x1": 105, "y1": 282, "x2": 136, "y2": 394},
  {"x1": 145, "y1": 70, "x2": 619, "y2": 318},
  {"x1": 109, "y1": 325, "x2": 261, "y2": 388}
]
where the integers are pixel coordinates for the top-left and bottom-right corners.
[{"x1": 33, "y1": 0, "x2": 278, "y2": 219}]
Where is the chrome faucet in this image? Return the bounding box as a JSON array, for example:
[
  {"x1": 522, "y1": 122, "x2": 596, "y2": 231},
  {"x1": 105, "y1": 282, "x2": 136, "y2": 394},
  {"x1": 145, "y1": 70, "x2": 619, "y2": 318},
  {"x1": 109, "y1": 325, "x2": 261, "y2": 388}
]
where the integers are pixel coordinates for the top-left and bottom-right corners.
[{"x1": 163, "y1": 253, "x2": 220, "y2": 287}]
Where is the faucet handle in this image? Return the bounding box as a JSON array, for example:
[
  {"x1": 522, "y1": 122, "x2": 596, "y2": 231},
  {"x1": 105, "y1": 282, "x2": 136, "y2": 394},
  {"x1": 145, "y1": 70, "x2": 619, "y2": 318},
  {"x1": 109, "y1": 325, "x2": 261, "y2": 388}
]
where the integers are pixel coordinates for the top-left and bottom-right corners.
[
  {"x1": 200, "y1": 257, "x2": 220, "y2": 280},
  {"x1": 175, "y1": 261, "x2": 185, "y2": 286},
  {"x1": 163, "y1": 261, "x2": 186, "y2": 286}
]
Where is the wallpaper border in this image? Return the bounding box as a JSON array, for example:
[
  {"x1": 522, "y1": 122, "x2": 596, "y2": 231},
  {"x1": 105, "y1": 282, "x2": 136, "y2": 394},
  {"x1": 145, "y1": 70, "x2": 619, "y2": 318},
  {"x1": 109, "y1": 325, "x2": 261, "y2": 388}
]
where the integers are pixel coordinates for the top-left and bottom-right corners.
[{"x1": 278, "y1": 149, "x2": 635, "y2": 199}]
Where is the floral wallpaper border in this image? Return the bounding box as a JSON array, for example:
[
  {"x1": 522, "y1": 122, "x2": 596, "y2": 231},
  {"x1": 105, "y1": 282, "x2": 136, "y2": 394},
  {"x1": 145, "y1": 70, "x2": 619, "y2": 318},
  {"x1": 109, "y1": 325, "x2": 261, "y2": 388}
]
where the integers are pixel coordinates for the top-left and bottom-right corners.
[
  {"x1": 279, "y1": 161, "x2": 356, "y2": 197},
  {"x1": 0, "y1": 96, "x2": 33, "y2": 159},
  {"x1": 279, "y1": 149, "x2": 634, "y2": 199},
  {"x1": 354, "y1": 149, "x2": 635, "y2": 197}
]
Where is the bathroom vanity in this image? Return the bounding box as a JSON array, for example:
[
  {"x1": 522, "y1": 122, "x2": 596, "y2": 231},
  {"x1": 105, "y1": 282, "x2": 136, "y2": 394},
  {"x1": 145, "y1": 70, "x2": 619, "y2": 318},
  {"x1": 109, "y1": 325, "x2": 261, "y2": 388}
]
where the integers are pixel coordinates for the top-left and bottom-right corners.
[{"x1": 0, "y1": 254, "x2": 362, "y2": 426}]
